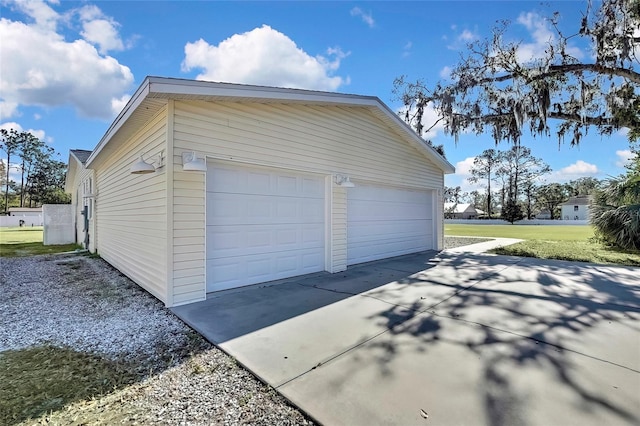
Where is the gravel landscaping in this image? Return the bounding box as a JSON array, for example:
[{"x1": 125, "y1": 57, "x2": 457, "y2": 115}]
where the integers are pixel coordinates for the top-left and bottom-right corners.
[
  {"x1": 0, "y1": 254, "x2": 313, "y2": 425},
  {"x1": 1, "y1": 240, "x2": 487, "y2": 424}
]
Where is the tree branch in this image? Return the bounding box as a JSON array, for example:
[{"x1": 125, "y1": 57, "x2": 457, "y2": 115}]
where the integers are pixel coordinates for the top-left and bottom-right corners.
[
  {"x1": 451, "y1": 110, "x2": 617, "y2": 127},
  {"x1": 468, "y1": 63, "x2": 640, "y2": 85}
]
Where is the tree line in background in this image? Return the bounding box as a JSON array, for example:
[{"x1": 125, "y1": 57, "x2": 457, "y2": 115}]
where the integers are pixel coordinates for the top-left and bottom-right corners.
[
  {"x1": 445, "y1": 174, "x2": 599, "y2": 222},
  {"x1": 445, "y1": 152, "x2": 640, "y2": 250},
  {"x1": 0, "y1": 128, "x2": 70, "y2": 214},
  {"x1": 398, "y1": 0, "x2": 638, "y2": 249}
]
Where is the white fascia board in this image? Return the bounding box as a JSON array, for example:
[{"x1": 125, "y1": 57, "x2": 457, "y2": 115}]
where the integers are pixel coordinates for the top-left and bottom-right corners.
[
  {"x1": 85, "y1": 77, "x2": 152, "y2": 167},
  {"x1": 146, "y1": 76, "x2": 379, "y2": 106}
]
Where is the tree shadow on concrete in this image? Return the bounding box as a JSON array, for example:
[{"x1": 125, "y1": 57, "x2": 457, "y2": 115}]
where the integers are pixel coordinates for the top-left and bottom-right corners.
[{"x1": 345, "y1": 253, "x2": 640, "y2": 425}]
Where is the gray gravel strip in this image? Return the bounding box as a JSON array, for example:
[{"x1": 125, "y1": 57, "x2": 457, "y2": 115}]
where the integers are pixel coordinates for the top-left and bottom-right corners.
[{"x1": 0, "y1": 254, "x2": 313, "y2": 425}]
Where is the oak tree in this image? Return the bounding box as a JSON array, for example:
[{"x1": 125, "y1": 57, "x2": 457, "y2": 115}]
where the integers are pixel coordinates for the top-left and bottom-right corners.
[{"x1": 394, "y1": 0, "x2": 639, "y2": 146}]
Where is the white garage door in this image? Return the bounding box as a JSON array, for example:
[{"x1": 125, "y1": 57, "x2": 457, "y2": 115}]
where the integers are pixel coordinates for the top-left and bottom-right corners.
[
  {"x1": 206, "y1": 163, "x2": 325, "y2": 292},
  {"x1": 348, "y1": 184, "x2": 433, "y2": 265}
]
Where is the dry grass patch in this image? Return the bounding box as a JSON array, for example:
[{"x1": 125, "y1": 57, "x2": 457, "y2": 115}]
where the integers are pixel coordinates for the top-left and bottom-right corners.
[{"x1": 0, "y1": 346, "x2": 138, "y2": 425}]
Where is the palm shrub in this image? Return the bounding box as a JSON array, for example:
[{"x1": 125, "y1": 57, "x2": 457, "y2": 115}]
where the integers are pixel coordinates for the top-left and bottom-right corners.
[{"x1": 590, "y1": 155, "x2": 640, "y2": 250}]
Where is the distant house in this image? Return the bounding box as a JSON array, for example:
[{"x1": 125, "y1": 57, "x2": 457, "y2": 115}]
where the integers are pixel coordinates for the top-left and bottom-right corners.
[
  {"x1": 4, "y1": 207, "x2": 43, "y2": 227},
  {"x1": 65, "y1": 149, "x2": 94, "y2": 250},
  {"x1": 536, "y1": 209, "x2": 552, "y2": 219},
  {"x1": 561, "y1": 196, "x2": 590, "y2": 220},
  {"x1": 444, "y1": 203, "x2": 482, "y2": 219},
  {"x1": 8, "y1": 207, "x2": 42, "y2": 217}
]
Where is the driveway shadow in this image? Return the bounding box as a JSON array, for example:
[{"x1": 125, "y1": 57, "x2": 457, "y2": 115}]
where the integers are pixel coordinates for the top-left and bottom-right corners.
[
  {"x1": 171, "y1": 251, "x2": 440, "y2": 343},
  {"x1": 351, "y1": 254, "x2": 640, "y2": 425},
  {"x1": 172, "y1": 251, "x2": 640, "y2": 425}
]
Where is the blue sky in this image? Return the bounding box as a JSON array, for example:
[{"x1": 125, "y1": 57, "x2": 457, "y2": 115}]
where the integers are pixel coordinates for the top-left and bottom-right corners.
[{"x1": 0, "y1": 0, "x2": 634, "y2": 192}]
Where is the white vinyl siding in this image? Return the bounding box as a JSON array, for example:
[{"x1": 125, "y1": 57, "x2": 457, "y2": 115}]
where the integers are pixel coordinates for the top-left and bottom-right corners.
[
  {"x1": 69, "y1": 166, "x2": 94, "y2": 250},
  {"x1": 94, "y1": 108, "x2": 168, "y2": 303},
  {"x1": 170, "y1": 100, "x2": 443, "y2": 304},
  {"x1": 173, "y1": 101, "x2": 443, "y2": 188},
  {"x1": 330, "y1": 185, "x2": 348, "y2": 273}
]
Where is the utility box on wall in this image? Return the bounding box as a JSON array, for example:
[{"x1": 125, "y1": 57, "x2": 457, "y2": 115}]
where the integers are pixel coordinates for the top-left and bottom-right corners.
[{"x1": 43, "y1": 204, "x2": 75, "y2": 245}]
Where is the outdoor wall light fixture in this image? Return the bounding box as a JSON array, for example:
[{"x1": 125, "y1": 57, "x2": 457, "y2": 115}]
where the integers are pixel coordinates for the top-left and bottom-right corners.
[
  {"x1": 130, "y1": 151, "x2": 164, "y2": 174},
  {"x1": 334, "y1": 174, "x2": 355, "y2": 187},
  {"x1": 182, "y1": 151, "x2": 207, "y2": 172}
]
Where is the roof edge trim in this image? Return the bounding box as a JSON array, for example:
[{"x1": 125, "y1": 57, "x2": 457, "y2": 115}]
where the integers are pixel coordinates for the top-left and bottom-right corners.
[{"x1": 86, "y1": 77, "x2": 151, "y2": 167}]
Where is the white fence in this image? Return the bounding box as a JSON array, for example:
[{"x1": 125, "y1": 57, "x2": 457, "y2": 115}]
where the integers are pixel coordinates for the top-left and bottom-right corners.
[
  {"x1": 445, "y1": 219, "x2": 589, "y2": 226},
  {"x1": 0, "y1": 214, "x2": 43, "y2": 227},
  {"x1": 43, "y1": 204, "x2": 75, "y2": 245}
]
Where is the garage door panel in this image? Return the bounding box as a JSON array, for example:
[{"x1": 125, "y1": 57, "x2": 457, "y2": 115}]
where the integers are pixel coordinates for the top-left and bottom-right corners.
[
  {"x1": 208, "y1": 224, "x2": 324, "y2": 258},
  {"x1": 348, "y1": 236, "x2": 430, "y2": 263},
  {"x1": 207, "y1": 163, "x2": 325, "y2": 292},
  {"x1": 349, "y1": 202, "x2": 430, "y2": 221},
  {"x1": 348, "y1": 219, "x2": 432, "y2": 241},
  {"x1": 348, "y1": 184, "x2": 433, "y2": 265},
  {"x1": 208, "y1": 166, "x2": 324, "y2": 198},
  {"x1": 207, "y1": 247, "x2": 324, "y2": 291},
  {"x1": 207, "y1": 194, "x2": 323, "y2": 225}
]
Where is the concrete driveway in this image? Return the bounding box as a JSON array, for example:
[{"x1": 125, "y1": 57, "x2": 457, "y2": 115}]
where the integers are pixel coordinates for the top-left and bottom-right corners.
[{"x1": 172, "y1": 246, "x2": 640, "y2": 425}]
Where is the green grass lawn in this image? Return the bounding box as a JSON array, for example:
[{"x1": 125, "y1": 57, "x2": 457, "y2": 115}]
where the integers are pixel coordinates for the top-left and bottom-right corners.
[
  {"x1": 0, "y1": 227, "x2": 79, "y2": 257},
  {"x1": 445, "y1": 223, "x2": 640, "y2": 266},
  {"x1": 445, "y1": 224, "x2": 594, "y2": 240}
]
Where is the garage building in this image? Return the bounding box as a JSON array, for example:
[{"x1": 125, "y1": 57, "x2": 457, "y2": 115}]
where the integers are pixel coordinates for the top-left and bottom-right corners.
[{"x1": 65, "y1": 77, "x2": 454, "y2": 307}]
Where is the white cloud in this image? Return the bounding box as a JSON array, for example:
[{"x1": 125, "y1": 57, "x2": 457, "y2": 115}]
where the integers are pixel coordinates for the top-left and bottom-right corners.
[
  {"x1": 447, "y1": 28, "x2": 479, "y2": 50},
  {"x1": 516, "y1": 12, "x2": 583, "y2": 62},
  {"x1": 455, "y1": 156, "x2": 475, "y2": 177},
  {"x1": 76, "y1": 5, "x2": 128, "y2": 54},
  {"x1": 0, "y1": 101, "x2": 19, "y2": 121},
  {"x1": 350, "y1": 7, "x2": 375, "y2": 28},
  {"x1": 0, "y1": 121, "x2": 51, "y2": 143},
  {"x1": 402, "y1": 41, "x2": 412, "y2": 58},
  {"x1": 440, "y1": 65, "x2": 452, "y2": 79},
  {"x1": 548, "y1": 160, "x2": 599, "y2": 182},
  {"x1": 81, "y1": 18, "x2": 124, "y2": 54},
  {"x1": 561, "y1": 160, "x2": 598, "y2": 175},
  {"x1": 399, "y1": 102, "x2": 446, "y2": 140},
  {"x1": 10, "y1": 0, "x2": 60, "y2": 31},
  {"x1": 615, "y1": 149, "x2": 634, "y2": 168},
  {"x1": 182, "y1": 25, "x2": 349, "y2": 91},
  {"x1": 445, "y1": 156, "x2": 485, "y2": 193},
  {"x1": 0, "y1": 4, "x2": 134, "y2": 120},
  {"x1": 458, "y1": 29, "x2": 476, "y2": 42}
]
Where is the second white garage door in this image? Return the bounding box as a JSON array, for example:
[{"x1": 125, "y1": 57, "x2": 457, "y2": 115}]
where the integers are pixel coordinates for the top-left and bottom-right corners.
[
  {"x1": 348, "y1": 184, "x2": 433, "y2": 265},
  {"x1": 206, "y1": 163, "x2": 325, "y2": 292}
]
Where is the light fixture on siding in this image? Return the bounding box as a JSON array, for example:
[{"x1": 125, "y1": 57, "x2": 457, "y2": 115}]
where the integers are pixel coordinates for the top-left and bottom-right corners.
[
  {"x1": 130, "y1": 151, "x2": 165, "y2": 174},
  {"x1": 130, "y1": 154, "x2": 155, "y2": 174},
  {"x1": 334, "y1": 174, "x2": 355, "y2": 187},
  {"x1": 182, "y1": 151, "x2": 207, "y2": 172}
]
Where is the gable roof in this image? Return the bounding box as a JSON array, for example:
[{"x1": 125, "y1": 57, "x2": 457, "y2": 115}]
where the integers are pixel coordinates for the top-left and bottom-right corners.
[
  {"x1": 85, "y1": 76, "x2": 455, "y2": 174},
  {"x1": 561, "y1": 196, "x2": 591, "y2": 206},
  {"x1": 444, "y1": 203, "x2": 477, "y2": 213},
  {"x1": 70, "y1": 149, "x2": 92, "y2": 164},
  {"x1": 65, "y1": 149, "x2": 92, "y2": 192}
]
